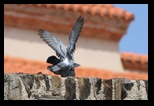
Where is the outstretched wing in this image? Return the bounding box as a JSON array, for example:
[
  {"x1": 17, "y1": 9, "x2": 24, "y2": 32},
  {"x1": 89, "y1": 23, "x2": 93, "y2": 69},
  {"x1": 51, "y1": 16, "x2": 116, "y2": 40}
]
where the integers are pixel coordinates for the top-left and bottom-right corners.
[
  {"x1": 67, "y1": 16, "x2": 84, "y2": 54},
  {"x1": 39, "y1": 29, "x2": 67, "y2": 59}
]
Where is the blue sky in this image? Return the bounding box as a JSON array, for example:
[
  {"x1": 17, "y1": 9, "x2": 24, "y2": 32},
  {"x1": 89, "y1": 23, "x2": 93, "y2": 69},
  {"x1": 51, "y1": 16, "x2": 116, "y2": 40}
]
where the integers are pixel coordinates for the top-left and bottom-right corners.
[{"x1": 113, "y1": 4, "x2": 148, "y2": 55}]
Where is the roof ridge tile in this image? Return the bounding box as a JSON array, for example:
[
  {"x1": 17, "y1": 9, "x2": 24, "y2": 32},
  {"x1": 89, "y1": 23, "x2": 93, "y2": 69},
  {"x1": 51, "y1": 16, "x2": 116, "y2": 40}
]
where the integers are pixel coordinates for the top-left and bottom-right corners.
[{"x1": 25, "y1": 4, "x2": 134, "y2": 21}]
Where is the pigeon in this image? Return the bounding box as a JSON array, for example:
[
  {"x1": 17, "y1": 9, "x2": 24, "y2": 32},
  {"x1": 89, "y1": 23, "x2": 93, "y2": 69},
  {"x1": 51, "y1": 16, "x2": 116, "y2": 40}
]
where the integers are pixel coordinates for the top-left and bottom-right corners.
[{"x1": 38, "y1": 16, "x2": 84, "y2": 77}]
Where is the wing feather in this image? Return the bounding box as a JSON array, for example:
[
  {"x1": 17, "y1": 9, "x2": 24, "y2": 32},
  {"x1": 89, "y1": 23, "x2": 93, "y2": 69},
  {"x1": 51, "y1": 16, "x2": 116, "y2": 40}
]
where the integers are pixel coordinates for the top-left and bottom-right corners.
[
  {"x1": 67, "y1": 16, "x2": 84, "y2": 54},
  {"x1": 38, "y1": 29, "x2": 67, "y2": 59}
]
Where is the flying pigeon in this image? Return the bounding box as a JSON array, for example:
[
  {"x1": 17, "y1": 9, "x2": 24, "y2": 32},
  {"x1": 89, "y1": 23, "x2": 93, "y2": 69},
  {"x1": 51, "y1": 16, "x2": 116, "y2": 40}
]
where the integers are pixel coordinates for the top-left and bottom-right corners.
[{"x1": 38, "y1": 16, "x2": 84, "y2": 77}]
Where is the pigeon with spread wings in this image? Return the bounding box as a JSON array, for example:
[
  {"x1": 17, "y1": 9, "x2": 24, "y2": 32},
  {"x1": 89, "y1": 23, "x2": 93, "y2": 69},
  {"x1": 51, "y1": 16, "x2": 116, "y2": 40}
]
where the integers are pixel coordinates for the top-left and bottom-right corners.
[{"x1": 38, "y1": 16, "x2": 84, "y2": 77}]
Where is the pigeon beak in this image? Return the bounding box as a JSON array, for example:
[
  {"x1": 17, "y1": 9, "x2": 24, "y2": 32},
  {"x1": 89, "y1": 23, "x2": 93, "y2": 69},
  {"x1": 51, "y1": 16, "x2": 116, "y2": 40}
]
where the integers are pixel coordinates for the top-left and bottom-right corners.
[{"x1": 73, "y1": 63, "x2": 80, "y2": 67}]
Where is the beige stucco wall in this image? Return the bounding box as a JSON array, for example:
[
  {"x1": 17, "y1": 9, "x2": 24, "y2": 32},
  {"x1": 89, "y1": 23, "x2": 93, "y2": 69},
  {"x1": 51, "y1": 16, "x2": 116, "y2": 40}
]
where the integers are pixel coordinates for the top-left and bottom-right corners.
[{"x1": 4, "y1": 26, "x2": 124, "y2": 72}]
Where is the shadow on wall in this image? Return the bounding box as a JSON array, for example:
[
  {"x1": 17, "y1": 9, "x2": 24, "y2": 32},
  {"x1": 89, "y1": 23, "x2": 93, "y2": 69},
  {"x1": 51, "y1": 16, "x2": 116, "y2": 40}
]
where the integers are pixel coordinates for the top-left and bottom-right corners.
[{"x1": 4, "y1": 26, "x2": 119, "y2": 52}]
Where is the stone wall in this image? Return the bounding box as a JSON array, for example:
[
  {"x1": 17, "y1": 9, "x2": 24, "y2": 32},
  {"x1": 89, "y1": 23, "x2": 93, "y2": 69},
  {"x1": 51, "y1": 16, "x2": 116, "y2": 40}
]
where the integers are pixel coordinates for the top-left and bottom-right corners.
[{"x1": 4, "y1": 73, "x2": 148, "y2": 100}]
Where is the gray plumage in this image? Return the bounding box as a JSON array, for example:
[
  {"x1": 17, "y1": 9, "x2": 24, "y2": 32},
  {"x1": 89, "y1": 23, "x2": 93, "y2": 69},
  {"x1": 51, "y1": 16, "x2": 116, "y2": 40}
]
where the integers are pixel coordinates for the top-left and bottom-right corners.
[{"x1": 38, "y1": 16, "x2": 84, "y2": 77}]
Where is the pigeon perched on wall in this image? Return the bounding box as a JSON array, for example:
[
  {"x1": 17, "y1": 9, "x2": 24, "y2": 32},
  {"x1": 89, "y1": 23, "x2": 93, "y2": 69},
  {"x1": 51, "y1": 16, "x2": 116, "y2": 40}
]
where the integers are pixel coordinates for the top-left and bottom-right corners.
[{"x1": 38, "y1": 16, "x2": 84, "y2": 77}]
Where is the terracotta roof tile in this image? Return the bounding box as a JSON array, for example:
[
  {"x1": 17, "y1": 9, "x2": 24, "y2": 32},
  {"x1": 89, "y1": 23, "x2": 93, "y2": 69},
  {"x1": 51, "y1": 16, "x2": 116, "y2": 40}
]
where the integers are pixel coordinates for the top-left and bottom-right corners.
[
  {"x1": 35, "y1": 4, "x2": 42, "y2": 7},
  {"x1": 26, "y1": 4, "x2": 134, "y2": 21},
  {"x1": 121, "y1": 52, "x2": 148, "y2": 72},
  {"x1": 80, "y1": 5, "x2": 90, "y2": 13},
  {"x1": 45, "y1": 4, "x2": 53, "y2": 8},
  {"x1": 125, "y1": 12, "x2": 135, "y2": 21},
  {"x1": 70, "y1": 4, "x2": 80, "y2": 12},
  {"x1": 4, "y1": 4, "x2": 134, "y2": 42},
  {"x1": 121, "y1": 52, "x2": 148, "y2": 64},
  {"x1": 4, "y1": 55, "x2": 148, "y2": 80}
]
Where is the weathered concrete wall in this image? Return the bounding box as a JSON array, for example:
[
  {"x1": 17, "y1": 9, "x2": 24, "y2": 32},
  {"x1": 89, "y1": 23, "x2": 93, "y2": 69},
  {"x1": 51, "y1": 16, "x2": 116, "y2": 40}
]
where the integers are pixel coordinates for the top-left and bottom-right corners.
[{"x1": 4, "y1": 73, "x2": 148, "y2": 100}]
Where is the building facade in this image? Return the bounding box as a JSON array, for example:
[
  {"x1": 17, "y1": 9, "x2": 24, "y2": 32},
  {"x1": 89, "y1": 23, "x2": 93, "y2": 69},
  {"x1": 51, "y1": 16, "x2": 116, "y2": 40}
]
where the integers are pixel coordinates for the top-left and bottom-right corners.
[{"x1": 4, "y1": 4, "x2": 148, "y2": 80}]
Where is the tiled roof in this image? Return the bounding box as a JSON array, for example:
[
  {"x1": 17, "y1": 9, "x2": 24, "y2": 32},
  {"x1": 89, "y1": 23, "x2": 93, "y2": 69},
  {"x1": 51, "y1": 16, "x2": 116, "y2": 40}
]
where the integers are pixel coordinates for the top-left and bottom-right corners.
[
  {"x1": 4, "y1": 55, "x2": 148, "y2": 80},
  {"x1": 27, "y1": 4, "x2": 134, "y2": 21},
  {"x1": 121, "y1": 52, "x2": 148, "y2": 72},
  {"x1": 4, "y1": 4, "x2": 134, "y2": 41}
]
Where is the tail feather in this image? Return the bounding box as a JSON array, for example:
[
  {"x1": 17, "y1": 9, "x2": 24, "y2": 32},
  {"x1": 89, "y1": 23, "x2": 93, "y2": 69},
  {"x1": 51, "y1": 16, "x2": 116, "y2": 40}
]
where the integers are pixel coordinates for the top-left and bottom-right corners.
[
  {"x1": 46, "y1": 56, "x2": 60, "y2": 65},
  {"x1": 47, "y1": 65, "x2": 60, "y2": 72}
]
